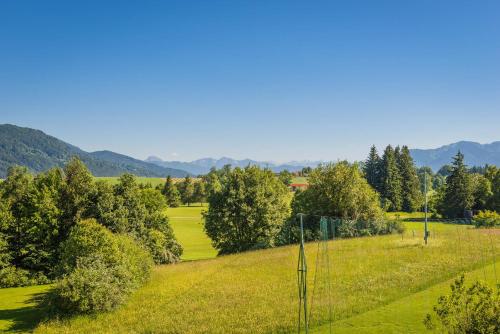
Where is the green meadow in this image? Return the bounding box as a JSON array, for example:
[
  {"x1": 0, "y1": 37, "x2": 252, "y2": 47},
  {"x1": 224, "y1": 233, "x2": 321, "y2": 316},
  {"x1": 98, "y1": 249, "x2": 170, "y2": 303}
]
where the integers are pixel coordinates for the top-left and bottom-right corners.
[
  {"x1": 0, "y1": 285, "x2": 50, "y2": 333},
  {"x1": 95, "y1": 176, "x2": 167, "y2": 187},
  {"x1": 166, "y1": 205, "x2": 217, "y2": 261},
  {"x1": 1, "y1": 209, "x2": 498, "y2": 333},
  {"x1": 33, "y1": 223, "x2": 500, "y2": 333}
]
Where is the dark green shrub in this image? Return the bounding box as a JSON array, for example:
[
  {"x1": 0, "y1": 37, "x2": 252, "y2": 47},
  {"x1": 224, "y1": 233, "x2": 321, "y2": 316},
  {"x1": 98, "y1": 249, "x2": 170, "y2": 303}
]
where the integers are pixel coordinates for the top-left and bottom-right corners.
[
  {"x1": 0, "y1": 266, "x2": 50, "y2": 288},
  {"x1": 424, "y1": 275, "x2": 499, "y2": 333},
  {"x1": 49, "y1": 219, "x2": 153, "y2": 314},
  {"x1": 473, "y1": 210, "x2": 500, "y2": 228},
  {"x1": 0, "y1": 266, "x2": 30, "y2": 287},
  {"x1": 58, "y1": 219, "x2": 121, "y2": 275}
]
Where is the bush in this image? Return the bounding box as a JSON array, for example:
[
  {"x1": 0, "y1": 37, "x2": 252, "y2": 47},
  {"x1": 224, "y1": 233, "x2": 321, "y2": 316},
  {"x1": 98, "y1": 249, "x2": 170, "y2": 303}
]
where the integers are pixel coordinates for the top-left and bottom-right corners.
[
  {"x1": 424, "y1": 275, "x2": 499, "y2": 333},
  {"x1": 58, "y1": 219, "x2": 121, "y2": 275},
  {"x1": 49, "y1": 219, "x2": 153, "y2": 314},
  {"x1": 0, "y1": 266, "x2": 50, "y2": 288},
  {"x1": 49, "y1": 255, "x2": 128, "y2": 314},
  {"x1": 473, "y1": 210, "x2": 500, "y2": 228},
  {"x1": 204, "y1": 166, "x2": 291, "y2": 255},
  {"x1": 292, "y1": 162, "x2": 383, "y2": 221}
]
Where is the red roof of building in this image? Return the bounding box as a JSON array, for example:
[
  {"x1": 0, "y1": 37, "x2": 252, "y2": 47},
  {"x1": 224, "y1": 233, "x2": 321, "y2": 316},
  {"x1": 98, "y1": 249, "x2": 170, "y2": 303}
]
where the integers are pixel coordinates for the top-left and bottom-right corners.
[{"x1": 290, "y1": 183, "x2": 308, "y2": 187}]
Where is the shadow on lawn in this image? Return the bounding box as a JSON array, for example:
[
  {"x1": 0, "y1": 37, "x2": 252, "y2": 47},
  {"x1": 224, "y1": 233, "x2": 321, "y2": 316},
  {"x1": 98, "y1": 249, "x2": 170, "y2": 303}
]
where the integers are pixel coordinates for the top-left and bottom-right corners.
[{"x1": 0, "y1": 292, "x2": 48, "y2": 333}]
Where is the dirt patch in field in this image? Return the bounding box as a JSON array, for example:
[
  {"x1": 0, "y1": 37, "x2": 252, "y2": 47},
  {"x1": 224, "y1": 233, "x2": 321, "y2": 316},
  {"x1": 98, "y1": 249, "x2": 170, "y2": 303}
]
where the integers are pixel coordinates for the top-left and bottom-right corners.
[{"x1": 477, "y1": 228, "x2": 500, "y2": 235}]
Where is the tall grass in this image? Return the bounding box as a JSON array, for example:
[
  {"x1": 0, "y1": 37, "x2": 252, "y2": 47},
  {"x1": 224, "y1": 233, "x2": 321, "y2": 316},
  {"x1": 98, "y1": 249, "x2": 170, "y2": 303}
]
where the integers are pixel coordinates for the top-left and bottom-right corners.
[{"x1": 35, "y1": 224, "x2": 499, "y2": 334}]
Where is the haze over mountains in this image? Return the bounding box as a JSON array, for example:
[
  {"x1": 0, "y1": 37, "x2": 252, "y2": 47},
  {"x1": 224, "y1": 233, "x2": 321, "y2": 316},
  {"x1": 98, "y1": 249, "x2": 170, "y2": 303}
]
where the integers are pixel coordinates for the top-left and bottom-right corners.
[
  {"x1": 146, "y1": 141, "x2": 500, "y2": 175},
  {"x1": 0, "y1": 124, "x2": 498, "y2": 177}
]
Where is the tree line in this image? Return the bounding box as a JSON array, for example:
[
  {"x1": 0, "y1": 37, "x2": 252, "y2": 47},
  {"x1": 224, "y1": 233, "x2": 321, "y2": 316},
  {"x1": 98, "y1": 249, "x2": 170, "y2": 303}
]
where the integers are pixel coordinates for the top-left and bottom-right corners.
[
  {"x1": 363, "y1": 145, "x2": 422, "y2": 212},
  {"x1": 363, "y1": 145, "x2": 499, "y2": 219},
  {"x1": 0, "y1": 158, "x2": 182, "y2": 313},
  {"x1": 431, "y1": 152, "x2": 499, "y2": 218},
  {"x1": 203, "y1": 162, "x2": 402, "y2": 255},
  {"x1": 160, "y1": 175, "x2": 206, "y2": 207}
]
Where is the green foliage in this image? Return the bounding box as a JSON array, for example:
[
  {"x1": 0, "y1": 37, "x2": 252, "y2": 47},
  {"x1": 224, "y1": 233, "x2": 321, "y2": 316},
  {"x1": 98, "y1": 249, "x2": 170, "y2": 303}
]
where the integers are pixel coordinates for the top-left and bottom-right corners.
[
  {"x1": 470, "y1": 173, "x2": 493, "y2": 210},
  {"x1": 192, "y1": 180, "x2": 206, "y2": 204},
  {"x1": 0, "y1": 158, "x2": 182, "y2": 287},
  {"x1": 473, "y1": 210, "x2": 500, "y2": 228},
  {"x1": 398, "y1": 146, "x2": 423, "y2": 212},
  {"x1": 178, "y1": 176, "x2": 195, "y2": 206},
  {"x1": 439, "y1": 152, "x2": 474, "y2": 218},
  {"x1": 363, "y1": 145, "x2": 382, "y2": 193},
  {"x1": 485, "y1": 165, "x2": 500, "y2": 212},
  {"x1": 424, "y1": 275, "x2": 499, "y2": 333},
  {"x1": 0, "y1": 234, "x2": 9, "y2": 268},
  {"x1": 278, "y1": 170, "x2": 293, "y2": 186},
  {"x1": 49, "y1": 219, "x2": 153, "y2": 314},
  {"x1": 437, "y1": 164, "x2": 453, "y2": 177},
  {"x1": 204, "y1": 166, "x2": 291, "y2": 254},
  {"x1": 0, "y1": 266, "x2": 50, "y2": 288},
  {"x1": 202, "y1": 167, "x2": 222, "y2": 196},
  {"x1": 380, "y1": 145, "x2": 403, "y2": 211},
  {"x1": 161, "y1": 176, "x2": 181, "y2": 207},
  {"x1": 58, "y1": 219, "x2": 121, "y2": 274},
  {"x1": 293, "y1": 161, "x2": 383, "y2": 220},
  {"x1": 60, "y1": 157, "x2": 96, "y2": 236}
]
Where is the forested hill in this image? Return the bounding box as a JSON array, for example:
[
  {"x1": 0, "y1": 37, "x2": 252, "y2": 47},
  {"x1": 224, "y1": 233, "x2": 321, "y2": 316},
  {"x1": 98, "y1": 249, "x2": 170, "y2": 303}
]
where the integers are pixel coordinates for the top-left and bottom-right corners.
[
  {"x1": 0, "y1": 124, "x2": 189, "y2": 178},
  {"x1": 410, "y1": 141, "x2": 500, "y2": 171}
]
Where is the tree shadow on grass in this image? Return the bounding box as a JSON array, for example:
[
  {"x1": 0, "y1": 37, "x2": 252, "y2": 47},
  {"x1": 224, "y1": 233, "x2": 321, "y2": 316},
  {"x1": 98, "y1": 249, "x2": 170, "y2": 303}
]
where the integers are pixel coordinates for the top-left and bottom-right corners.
[{"x1": 0, "y1": 292, "x2": 48, "y2": 333}]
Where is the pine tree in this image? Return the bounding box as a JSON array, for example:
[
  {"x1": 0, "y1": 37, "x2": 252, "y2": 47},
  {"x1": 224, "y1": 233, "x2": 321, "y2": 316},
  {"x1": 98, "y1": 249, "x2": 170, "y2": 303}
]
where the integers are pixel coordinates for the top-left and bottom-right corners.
[
  {"x1": 380, "y1": 145, "x2": 403, "y2": 211},
  {"x1": 162, "y1": 176, "x2": 181, "y2": 207},
  {"x1": 193, "y1": 181, "x2": 206, "y2": 205},
  {"x1": 363, "y1": 145, "x2": 382, "y2": 192},
  {"x1": 441, "y1": 151, "x2": 474, "y2": 218},
  {"x1": 179, "y1": 176, "x2": 195, "y2": 206},
  {"x1": 398, "y1": 146, "x2": 422, "y2": 212}
]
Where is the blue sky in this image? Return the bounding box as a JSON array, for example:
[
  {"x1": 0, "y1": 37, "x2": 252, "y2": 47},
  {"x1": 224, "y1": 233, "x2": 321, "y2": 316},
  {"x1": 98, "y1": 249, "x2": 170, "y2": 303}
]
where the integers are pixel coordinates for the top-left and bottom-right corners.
[{"x1": 1, "y1": 1, "x2": 499, "y2": 162}]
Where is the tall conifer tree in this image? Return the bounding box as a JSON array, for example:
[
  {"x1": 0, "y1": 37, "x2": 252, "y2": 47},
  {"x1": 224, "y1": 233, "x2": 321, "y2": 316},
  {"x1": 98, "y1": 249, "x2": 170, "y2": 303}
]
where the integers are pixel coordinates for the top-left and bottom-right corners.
[
  {"x1": 398, "y1": 146, "x2": 422, "y2": 212},
  {"x1": 380, "y1": 145, "x2": 402, "y2": 211},
  {"x1": 441, "y1": 151, "x2": 474, "y2": 218},
  {"x1": 363, "y1": 145, "x2": 382, "y2": 192},
  {"x1": 162, "y1": 175, "x2": 181, "y2": 207}
]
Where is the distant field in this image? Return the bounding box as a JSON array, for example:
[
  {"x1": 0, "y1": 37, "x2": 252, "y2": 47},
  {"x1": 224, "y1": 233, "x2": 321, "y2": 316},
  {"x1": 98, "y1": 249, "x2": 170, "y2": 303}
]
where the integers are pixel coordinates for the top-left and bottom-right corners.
[
  {"x1": 167, "y1": 205, "x2": 217, "y2": 261},
  {"x1": 95, "y1": 176, "x2": 166, "y2": 187},
  {"x1": 95, "y1": 176, "x2": 200, "y2": 187},
  {"x1": 291, "y1": 176, "x2": 308, "y2": 184},
  {"x1": 34, "y1": 223, "x2": 499, "y2": 334}
]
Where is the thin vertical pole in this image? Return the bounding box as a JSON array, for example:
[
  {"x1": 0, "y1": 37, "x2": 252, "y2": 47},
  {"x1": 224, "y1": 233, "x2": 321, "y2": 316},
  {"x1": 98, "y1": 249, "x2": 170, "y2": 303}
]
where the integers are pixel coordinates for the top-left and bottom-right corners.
[
  {"x1": 297, "y1": 214, "x2": 308, "y2": 334},
  {"x1": 424, "y1": 171, "x2": 428, "y2": 245}
]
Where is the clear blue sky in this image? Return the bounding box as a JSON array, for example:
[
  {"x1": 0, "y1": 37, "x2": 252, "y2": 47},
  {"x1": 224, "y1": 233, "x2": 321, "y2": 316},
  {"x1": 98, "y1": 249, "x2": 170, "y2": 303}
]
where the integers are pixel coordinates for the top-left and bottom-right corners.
[{"x1": 1, "y1": 1, "x2": 499, "y2": 162}]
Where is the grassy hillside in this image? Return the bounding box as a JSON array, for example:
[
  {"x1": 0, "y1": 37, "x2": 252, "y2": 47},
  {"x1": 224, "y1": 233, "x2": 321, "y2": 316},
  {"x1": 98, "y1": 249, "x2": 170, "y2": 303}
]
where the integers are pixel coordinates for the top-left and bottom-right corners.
[
  {"x1": 33, "y1": 223, "x2": 499, "y2": 334},
  {"x1": 167, "y1": 205, "x2": 217, "y2": 260},
  {"x1": 313, "y1": 262, "x2": 499, "y2": 333}
]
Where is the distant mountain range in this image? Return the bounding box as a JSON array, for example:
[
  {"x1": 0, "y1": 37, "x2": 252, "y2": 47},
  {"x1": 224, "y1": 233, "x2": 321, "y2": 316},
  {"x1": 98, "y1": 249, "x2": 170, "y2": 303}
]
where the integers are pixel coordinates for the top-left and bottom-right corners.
[
  {"x1": 147, "y1": 141, "x2": 500, "y2": 174},
  {"x1": 0, "y1": 124, "x2": 189, "y2": 178},
  {"x1": 0, "y1": 124, "x2": 497, "y2": 178},
  {"x1": 145, "y1": 156, "x2": 320, "y2": 175},
  {"x1": 409, "y1": 141, "x2": 500, "y2": 171}
]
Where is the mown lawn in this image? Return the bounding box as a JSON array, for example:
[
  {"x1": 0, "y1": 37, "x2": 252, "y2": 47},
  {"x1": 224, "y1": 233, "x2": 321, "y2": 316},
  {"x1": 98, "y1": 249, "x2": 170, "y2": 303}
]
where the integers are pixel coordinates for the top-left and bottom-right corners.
[
  {"x1": 313, "y1": 262, "x2": 499, "y2": 333},
  {"x1": 34, "y1": 224, "x2": 499, "y2": 334},
  {"x1": 0, "y1": 285, "x2": 50, "y2": 333},
  {"x1": 167, "y1": 205, "x2": 217, "y2": 261}
]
